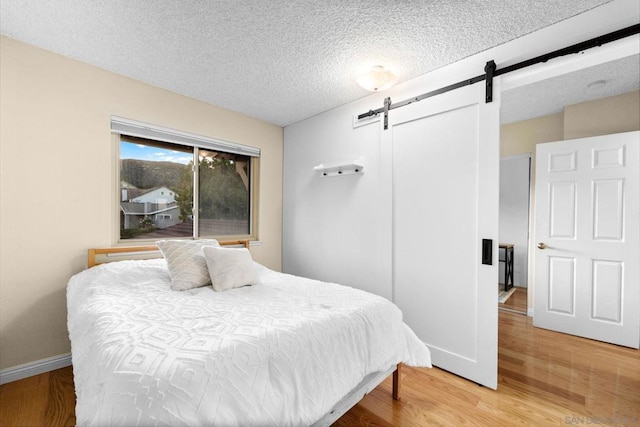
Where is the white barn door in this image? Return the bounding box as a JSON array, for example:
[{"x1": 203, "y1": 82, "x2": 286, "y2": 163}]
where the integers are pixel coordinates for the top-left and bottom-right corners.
[
  {"x1": 391, "y1": 82, "x2": 500, "y2": 389},
  {"x1": 534, "y1": 132, "x2": 640, "y2": 348}
]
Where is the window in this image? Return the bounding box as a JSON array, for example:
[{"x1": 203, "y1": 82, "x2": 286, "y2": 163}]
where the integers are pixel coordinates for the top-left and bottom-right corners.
[
  {"x1": 197, "y1": 149, "x2": 251, "y2": 237},
  {"x1": 114, "y1": 117, "x2": 259, "y2": 241}
]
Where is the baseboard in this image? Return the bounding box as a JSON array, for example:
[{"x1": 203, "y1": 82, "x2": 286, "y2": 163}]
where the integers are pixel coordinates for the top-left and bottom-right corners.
[
  {"x1": 527, "y1": 308, "x2": 534, "y2": 317},
  {"x1": 0, "y1": 353, "x2": 72, "y2": 385}
]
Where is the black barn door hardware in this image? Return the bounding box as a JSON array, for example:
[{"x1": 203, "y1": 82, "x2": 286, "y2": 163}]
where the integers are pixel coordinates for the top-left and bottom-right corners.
[
  {"x1": 482, "y1": 239, "x2": 493, "y2": 265},
  {"x1": 358, "y1": 24, "x2": 639, "y2": 130}
]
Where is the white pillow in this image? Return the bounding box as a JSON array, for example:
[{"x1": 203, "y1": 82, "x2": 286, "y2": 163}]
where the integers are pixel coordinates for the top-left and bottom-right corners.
[
  {"x1": 156, "y1": 239, "x2": 220, "y2": 291},
  {"x1": 202, "y1": 246, "x2": 258, "y2": 292}
]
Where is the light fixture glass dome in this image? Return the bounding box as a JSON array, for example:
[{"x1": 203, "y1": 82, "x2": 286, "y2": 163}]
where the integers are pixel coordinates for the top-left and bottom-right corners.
[{"x1": 357, "y1": 65, "x2": 398, "y2": 91}]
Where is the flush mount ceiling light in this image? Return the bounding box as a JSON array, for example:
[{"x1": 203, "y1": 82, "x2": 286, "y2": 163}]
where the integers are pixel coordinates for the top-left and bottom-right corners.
[
  {"x1": 356, "y1": 65, "x2": 398, "y2": 92},
  {"x1": 587, "y1": 79, "x2": 608, "y2": 91}
]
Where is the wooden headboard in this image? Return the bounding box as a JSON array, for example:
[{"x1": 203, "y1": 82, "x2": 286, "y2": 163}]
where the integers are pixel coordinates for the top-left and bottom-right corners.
[{"x1": 88, "y1": 240, "x2": 250, "y2": 268}]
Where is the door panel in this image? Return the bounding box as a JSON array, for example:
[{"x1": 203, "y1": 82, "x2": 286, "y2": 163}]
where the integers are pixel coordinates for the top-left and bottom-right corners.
[
  {"x1": 592, "y1": 179, "x2": 623, "y2": 240},
  {"x1": 534, "y1": 132, "x2": 639, "y2": 348},
  {"x1": 548, "y1": 256, "x2": 575, "y2": 314},
  {"x1": 391, "y1": 82, "x2": 500, "y2": 388},
  {"x1": 393, "y1": 105, "x2": 478, "y2": 359},
  {"x1": 549, "y1": 182, "x2": 576, "y2": 238},
  {"x1": 591, "y1": 260, "x2": 622, "y2": 322}
]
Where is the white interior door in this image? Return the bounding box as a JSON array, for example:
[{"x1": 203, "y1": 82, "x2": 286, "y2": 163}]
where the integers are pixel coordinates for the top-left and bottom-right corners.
[
  {"x1": 534, "y1": 131, "x2": 640, "y2": 348},
  {"x1": 391, "y1": 82, "x2": 500, "y2": 389}
]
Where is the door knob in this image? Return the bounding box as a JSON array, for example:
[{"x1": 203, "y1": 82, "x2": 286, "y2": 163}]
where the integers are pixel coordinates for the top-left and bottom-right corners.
[{"x1": 538, "y1": 242, "x2": 546, "y2": 249}]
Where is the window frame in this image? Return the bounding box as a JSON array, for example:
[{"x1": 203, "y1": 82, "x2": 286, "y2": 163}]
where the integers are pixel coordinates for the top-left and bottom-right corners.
[{"x1": 112, "y1": 117, "x2": 260, "y2": 244}]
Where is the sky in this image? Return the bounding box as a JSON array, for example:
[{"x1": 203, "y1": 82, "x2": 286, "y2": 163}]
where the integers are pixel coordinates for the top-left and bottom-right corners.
[{"x1": 120, "y1": 142, "x2": 192, "y2": 165}]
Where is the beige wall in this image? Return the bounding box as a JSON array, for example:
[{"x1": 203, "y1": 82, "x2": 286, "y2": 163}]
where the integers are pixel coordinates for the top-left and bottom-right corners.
[
  {"x1": 500, "y1": 89, "x2": 640, "y2": 312},
  {"x1": 0, "y1": 36, "x2": 283, "y2": 370},
  {"x1": 565, "y1": 90, "x2": 640, "y2": 139}
]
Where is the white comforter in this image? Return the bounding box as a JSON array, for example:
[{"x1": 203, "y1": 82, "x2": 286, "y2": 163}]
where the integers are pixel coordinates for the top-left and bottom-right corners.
[{"x1": 67, "y1": 259, "x2": 431, "y2": 426}]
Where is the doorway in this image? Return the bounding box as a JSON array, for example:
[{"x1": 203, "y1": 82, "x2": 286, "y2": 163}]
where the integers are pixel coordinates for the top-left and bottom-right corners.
[
  {"x1": 498, "y1": 154, "x2": 530, "y2": 314},
  {"x1": 499, "y1": 42, "x2": 639, "y2": 317}
]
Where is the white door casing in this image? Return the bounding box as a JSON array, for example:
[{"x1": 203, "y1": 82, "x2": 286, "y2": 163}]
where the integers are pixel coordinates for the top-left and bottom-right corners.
[
  {"x1": 390, "y1": 82, "x2": 500, "y2": 389},
  {"x1": 534, "y1": 131, "x2": 640, "y2": 348}
]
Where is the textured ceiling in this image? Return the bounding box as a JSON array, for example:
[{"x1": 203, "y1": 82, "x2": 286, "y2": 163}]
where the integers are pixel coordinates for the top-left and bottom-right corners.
[{"x1": 0, "y1": 0, "x2": 625, "y2": 126}]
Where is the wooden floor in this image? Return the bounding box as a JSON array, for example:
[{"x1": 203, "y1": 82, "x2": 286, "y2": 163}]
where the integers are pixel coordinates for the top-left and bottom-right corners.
[
  {"x1": 499, "y1": 286, "x2": 527, "y2": 313},
  {"x1": 1, "y1": 310, "x2": 638, "y2": 426},
  {"x1": 337, "y1": 310, "x2": 640, "y2": 426},
  {"x1": 0, "y1": 366, "x2": 75, "y2": 427}
]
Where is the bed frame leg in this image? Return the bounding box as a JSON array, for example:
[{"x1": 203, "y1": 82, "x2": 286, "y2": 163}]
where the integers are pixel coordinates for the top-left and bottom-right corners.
[{"x1": 392, "y1": 363, "x2": 401, "y2": 400}]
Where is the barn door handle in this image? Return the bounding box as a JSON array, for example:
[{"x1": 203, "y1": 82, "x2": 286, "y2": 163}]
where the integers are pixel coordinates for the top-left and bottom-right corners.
[
  {"x1": 537, "y1": 242, "x2": 547, "y2": 250},
  {"x1": 482, "y1": 239, "x2": 492, "y2": 265}
]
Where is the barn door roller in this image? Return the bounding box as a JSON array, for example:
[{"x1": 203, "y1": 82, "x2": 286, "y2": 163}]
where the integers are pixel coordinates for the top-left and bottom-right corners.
[{"x1": 484, "y1": 60, "x2": 496, "y2": 103}]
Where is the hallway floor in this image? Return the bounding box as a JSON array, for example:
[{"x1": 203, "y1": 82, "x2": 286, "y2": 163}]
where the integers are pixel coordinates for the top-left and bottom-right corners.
[{"x1": 499, "y1": 286, "x2": 527, "y2": 313}]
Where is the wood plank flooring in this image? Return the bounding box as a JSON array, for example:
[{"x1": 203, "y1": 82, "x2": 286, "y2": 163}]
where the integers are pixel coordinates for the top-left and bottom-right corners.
[
  {"x1": 337, "y1": 310, "x2": 639, "y2": 426},
  {"x1": 499, "y1": 286, "x2": 527, "y2": 313},
  {"x1": 1, "y1": 310, "x2": 638, "y2": 426},
  {"x1": 0, "y1": 366, "x2": 75, "y2": 427}
]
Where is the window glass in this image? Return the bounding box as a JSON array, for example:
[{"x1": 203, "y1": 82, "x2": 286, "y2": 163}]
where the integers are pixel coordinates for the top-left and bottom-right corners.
[
  {"x1": 119, "y1": 136, "x2": 253, "y2": 241},
  {"x1": 198, "y1": 150, "x2": 251, "y2": 236},
  {"x1": 120, "y1": 137, "x2": 193, "y2": 240}
]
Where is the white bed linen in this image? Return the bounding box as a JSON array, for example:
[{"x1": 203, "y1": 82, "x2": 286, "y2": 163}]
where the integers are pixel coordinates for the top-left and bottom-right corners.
[{"x1": 67, "y1": 259, "x2": 431, "y2": 426}]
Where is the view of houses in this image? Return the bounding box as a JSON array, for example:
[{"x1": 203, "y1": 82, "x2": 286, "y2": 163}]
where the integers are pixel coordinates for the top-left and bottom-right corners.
[{"x1": 120, "y1": 185, "x2": 183, "y2": 232}]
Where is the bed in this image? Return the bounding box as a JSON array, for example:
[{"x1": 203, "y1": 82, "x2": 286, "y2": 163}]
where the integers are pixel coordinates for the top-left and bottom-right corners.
[{"x1": 67, "y1": 240, "x2": 431, "y2": 426}]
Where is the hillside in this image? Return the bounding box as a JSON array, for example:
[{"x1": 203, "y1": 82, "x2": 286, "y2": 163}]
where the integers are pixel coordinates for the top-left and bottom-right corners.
[{"x1": 121, "y1": 159, "x2": 188, "y2": 190}]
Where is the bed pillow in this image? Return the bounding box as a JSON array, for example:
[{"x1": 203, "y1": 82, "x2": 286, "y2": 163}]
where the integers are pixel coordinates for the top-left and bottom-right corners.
[
  {"x1": 156, "y1": 239, "x2": 220, "y2": 291},
  {"x1": 202, "y1": 246, "x2": 258, "y2": 292}
]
